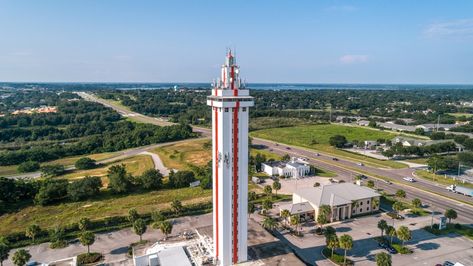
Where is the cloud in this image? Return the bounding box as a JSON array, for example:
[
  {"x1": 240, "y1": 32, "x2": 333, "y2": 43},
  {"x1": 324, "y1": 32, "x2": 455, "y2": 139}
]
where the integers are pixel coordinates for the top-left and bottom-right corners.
[
  {"x1": 339, "y1": 55, "x2": 368, "y2": 64},
  {"x1": 424, "y1": 19, "x2": 473, "y2": 39}
]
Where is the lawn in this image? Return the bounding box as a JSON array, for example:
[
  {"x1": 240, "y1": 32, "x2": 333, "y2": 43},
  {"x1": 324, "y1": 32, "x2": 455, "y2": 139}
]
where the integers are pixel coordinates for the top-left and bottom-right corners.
[
  {"x1": 0, "y1": 165, "x2": 18, "y2": 177},
  {"x1": 0, "y1": 187, "x2": 211, "y2": 235},
  {"x1": 152, "y1": 139, "x2": 212, "y2": 171},
  {"x1": 251, "y1": 124, "x2": 408, "y2": 169},
  {"x1": 415, "y1": 170, "x2": 473, "y2": 189},
  {"x1": 448, "y1": 112, "x2": 473, "y2": 118},
  {"x1": 60, "y1": 155, "x2": 155, "y2": 187}
]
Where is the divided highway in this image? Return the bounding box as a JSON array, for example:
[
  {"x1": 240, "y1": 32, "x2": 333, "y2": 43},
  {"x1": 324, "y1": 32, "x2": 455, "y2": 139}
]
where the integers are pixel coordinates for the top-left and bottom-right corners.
[{"x1": 79, "y1": 92, "x2": 473, "y2": 224}]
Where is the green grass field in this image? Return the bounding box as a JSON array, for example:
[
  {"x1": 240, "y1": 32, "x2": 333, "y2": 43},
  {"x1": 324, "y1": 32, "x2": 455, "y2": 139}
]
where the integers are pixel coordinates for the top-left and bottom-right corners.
[
  {"x1": 448, "y1": 112, "x2": 473, "y2": 118},
  {"x1": 415, "y1": 170, "x2": 473, "y2": 189},
  {"x1": 0, "y1": 187, "x2": 211, "y2": 235},
  {"x1": 251, "y1": 124, "x2": 407, "y2": 169}
]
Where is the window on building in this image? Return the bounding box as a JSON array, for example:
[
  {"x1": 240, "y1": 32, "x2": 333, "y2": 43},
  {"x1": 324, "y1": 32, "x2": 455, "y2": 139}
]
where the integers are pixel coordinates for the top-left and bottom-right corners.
[
  {"x1": 359, "y1": 208, "x2": 362, "y2": 212},
  {"x1": 242, "y1": 107, "x2": 247, "y2": 112},
  {"x1": 367, "y1": 207, "x2": 369, "y2": 211},
  {"x1": 360, "y1": 202, "x2": 363, "y2": 205},
  {"x1": 225, "y1": 108, "x2": 229, "y2": 112}
]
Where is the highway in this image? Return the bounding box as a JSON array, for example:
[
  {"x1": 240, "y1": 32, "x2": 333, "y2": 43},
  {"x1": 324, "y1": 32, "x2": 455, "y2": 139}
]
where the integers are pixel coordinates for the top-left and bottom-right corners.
[{"x1": 78, "y1": 92, "x2": 473, "y2": 224}]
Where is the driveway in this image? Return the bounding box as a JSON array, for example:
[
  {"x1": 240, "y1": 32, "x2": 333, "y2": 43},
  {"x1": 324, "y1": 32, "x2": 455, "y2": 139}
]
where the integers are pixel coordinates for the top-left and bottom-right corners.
[{"x1": 139, "y1": 151, "x2": 172, "y2": 176}]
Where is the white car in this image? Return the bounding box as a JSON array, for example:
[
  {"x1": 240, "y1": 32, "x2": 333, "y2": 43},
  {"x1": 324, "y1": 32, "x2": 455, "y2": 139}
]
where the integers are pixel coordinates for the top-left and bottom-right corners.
[{"x1": 403, "y1": 177, "x2": 415, "y2": 182}]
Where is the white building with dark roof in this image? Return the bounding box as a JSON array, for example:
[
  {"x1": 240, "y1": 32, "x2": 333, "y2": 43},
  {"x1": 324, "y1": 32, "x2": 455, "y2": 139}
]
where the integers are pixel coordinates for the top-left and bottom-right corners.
[
  {"x1": 262, "y1": 158, "x2": 310, "y2": 178},
  {"x1": 281, "y1": 183, "x2": 380, "y2": 222}
]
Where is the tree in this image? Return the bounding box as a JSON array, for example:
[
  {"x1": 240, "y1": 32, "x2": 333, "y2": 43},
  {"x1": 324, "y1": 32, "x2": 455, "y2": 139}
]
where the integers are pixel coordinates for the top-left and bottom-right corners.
[
  {"x1": 248, "y1": 191, "x2": 257, "y2": 201},
  {"x1": 169, "y1": 170, "x2": 195, "y2": 188},
  {"x1": 396, "y1": 226, "x2": 411, "y2": 247},
  {"x1": 74, "y1": 157, "x2": 96, "y2": 170},
  {"x1": 263, "y1": 185, "x2": 272, "y2": 197},
  {"x1": 377, "y1": 219, "x2": 388, "y2": 238},
  {"x1": 171, "y1": 199, "x2": 183, "y2": 216},
  {"x1": 34, "y1": 179, "x2": 68, "y2": 205},
  {"x1": 49, "y1": 226, "x2": 66, "y2": 248},
  {"x1": 272, "y1": 180, "x2": 281, "y2": 195},
  {"x1": 0, "y1": 242, "x2": 9, "y2": 266},
  {"x1": 368, "y1": 120, "x2": 377, "y2": 128},
  {"x1": 326, "y1": 234, "x2": 339, "y2": 257},
  {"x1": 317, "y1": 212, "x2": 328, "y2": 229},
  {"x1": 411, "y1": 198, "x2": 422, "y2": 208},
  {"x1": 78, "y1": 217, "x2": 91, "y2": 231},
  {"x1": 67, "y1": 176, "x2": 102, "y2": 201},
  {"x1": 371, "y1": 198, "x2": 380, "y2": 212},
  {"x1": 444, "y1": 209, "x2": 458, "y2": 224},
  {"x1": 392, "y1": 201, "x2": 403, "y2": 217},
  {"x1": 139, "y1": 169, "x2": 163, "y2": 190},
  {"x1": 395, "y1": 189, "x2": 406, "y2": 198},
  {"x1": 319, "y1": 205, "x2": 332, "y2": 223},
  {"x1": 107, "y1": 164, "x2": 131, "y2": 193},
  {"x1": 79, "y1": 231, "x2": 95, "y2": 254},
  {"x1": 367, "y1": 180, "x2": 375, "y2": 188},
  {"x1": 12, "y1": 249, "x2": 31, "y2": 266},
  {"x1": 248, "y1": 202, "x2": 256, "y2": 218},
  {"x1": 126, "y1": 208, "x2": 139, "y2": 224},
  {"x1": 290, "y1": 215, "x2": 300, "y2": 233},
  {"x1": 375, "y1": 252, "x2": 392, "y2": 266},
  {"x1": 324, "y1": 226, "x2": 336, "y2": 238},
  {"x1": 282, "y1": 154, "x2": 291, "y2": 161},
  {"x1": 280, "y1": 209, "x2": 290, "y2": 227},
  {"x1": 339, "y1": 234, "x2": 353, "y2": 266},
  {"x1": 262, "y1": 217, "x2": 277, "y2": 231},
  {"x1": 40, "y1": 164, "x2": 65, "y2": 178},
  {"x1": 17, "y1": 161, "x2": 40, "y2": 173},
  {"x1": 25, "y1": 224, "x2": 41, "y2": 243},
  {"x1": 159, "y1": 220, "x2": 173, "y2": 240},
  {"x1": 151, "y1": 210, "x2": 165, "y2": 225},
  {"x1": 386, "y1": 226, "x2": 396, "y2": 244},
  {"x1": 133, "y1": 219, "x2": 147, "y2": 242},
  {"x1": 262, "y1": 199, "x2": 273, "y2": 213},
  {"x1": 329, "y1": 135, "x2": 348, "y2": 148}
]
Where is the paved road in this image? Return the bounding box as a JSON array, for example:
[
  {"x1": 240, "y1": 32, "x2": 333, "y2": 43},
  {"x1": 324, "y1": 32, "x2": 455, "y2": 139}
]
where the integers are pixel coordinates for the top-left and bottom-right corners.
[{"x1": 80, "y1": 92, "x2": 473, "y2": 224}]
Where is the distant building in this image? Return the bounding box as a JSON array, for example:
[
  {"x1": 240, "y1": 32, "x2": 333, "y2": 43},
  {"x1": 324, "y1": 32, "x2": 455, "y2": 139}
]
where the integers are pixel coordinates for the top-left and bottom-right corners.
[
  {"x1": 392, "y1": 137, "x2": 464, "y2": 151},
  {"x1": 415, "y1": 124, "x2": 459, "y2": 132},
  {"x1": 357, "y1": 120, "x2": 370, "y2": 126},
  {"x1": 262, "y1": 158, "x2": 310, "y2": 178},
  {"x1": 280, "y1": 183, "x2": 380, "y2": 222},
  {"x1": 364, "y1": 140, "x2": 378, "y2": 149},
  {"x1": 378, "y1": 122, "x2": 416, "y2": 132}
]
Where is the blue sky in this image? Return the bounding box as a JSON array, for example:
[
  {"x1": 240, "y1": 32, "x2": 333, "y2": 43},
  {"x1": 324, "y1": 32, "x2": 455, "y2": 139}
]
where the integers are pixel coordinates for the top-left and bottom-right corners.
[{"x1": 0, "y1": 0, "x2": 472, "y2": 84}]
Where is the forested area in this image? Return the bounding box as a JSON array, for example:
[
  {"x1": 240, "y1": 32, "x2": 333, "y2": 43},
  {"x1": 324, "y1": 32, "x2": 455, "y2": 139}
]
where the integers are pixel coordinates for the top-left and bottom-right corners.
[
  {"x1": 0, "y1": 94, "x2": 194, "y2": 166},
  {"x1": 96, "y1": 88, "x2": 473, "y2": 127}
]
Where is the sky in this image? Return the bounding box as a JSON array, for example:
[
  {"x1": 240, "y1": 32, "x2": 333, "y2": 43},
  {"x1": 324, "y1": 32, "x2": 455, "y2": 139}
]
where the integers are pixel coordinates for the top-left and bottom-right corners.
[{"x1": 0, "y1": 0, "x2": 473, "y2": 84}]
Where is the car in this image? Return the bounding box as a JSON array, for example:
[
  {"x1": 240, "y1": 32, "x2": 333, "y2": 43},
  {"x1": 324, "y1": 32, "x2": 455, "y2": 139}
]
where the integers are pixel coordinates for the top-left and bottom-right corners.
[
  {"x1": 403, "y1": 177, "x2": 415, "y2": 182},
  {"x1": 286, "y1": 147, "x2": 291, "y2": 150},
  {"x1": 357, "y1": 162, "x2": 364, "y2": 166},
  {"x1": 385, "y1": 245, "x2": 398, "y2": 254},
  {"x1": 382, "y1": 179, "x2": 392, "y2": 184},
  {"x1": 315, "y1": 153, "x2": 321, "y2": 156},
  {"x1": 443, "y1": 261, "x2": 455, "y2": 266},
  {"x1": 332, "y1": 157, "x2": 339, "y2": 161}
]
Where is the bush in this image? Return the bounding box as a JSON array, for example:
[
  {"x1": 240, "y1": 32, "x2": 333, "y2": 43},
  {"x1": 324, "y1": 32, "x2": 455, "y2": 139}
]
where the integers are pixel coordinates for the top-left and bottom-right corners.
[
  {"x1": 50, "y1": 240, "x2": 68, "y2": 249},
  {"x1": 34, "y1": 179, "x2": 69, "y2": 205},
  {"x1": 67, "y1": 176, "x2": 102, "y2": 201},
  {"x1": 40, "y1": 164, "x2": 66, "y2": 178},
  {"x1": 77, "y1": 252, "x2": 102, "y2": 264},
  {"x1": 17, "y1": 161, "x2": 40, "y2": 173},
  {"x1": 75, "y1": 157, "x2": 96, "y2": 170},
  {"x1": 392, "y1": 243, "x2": 412, "y2": 254},
  {"x1": 168, "y1": 171, "x2": 195, "y2": 188},
  {"x1": 322, "y1": 248, "x2": 354, "y2": 266}
]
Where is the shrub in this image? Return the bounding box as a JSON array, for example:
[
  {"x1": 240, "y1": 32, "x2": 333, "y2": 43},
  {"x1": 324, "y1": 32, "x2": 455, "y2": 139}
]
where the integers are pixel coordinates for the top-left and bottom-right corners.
[
  {"x1": 168, "y1": 171, "x2": 195, "y2": 188},
  {"x1": 77, "y1": 252, "x2": 102, "y2": 264},
  {"x1": 75, "y1": 157, "x2": 96, "y2": 170},
  {"x1": 17, "y1": 161, "x2": 40, "y2": 173},
  {"x1": 322, "y1": 248, "x2": 354, "y2": 266},
  {"x1": 67, "y1": 176, "x2": 102, "y2": 201},
  {"x1": 392, "y1": 243, "x2": 412, "y2": 254},
  {"x1": 34, "y1": 179, "x2": 69, "y2": 205}
]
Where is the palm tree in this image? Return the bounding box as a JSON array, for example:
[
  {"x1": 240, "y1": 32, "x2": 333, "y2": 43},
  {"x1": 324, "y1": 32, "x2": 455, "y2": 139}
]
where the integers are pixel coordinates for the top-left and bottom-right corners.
[
  {"x1": 128, "y1": 208, "x2": 139, "y2": 223},
  {"x1": 248, "y1": 202, "x2": 256, "y2": 219},
  {"x1": 317, "y1": 212, "x2": 328, "y2": 229},
  {"x1": 25, "y1": 224, "x2": 40, "y2": 243},
  {"x1": 290, "y1": 215, "x2": 300, "y2": 233},
  {"x1": 386, "y1": 226, "x2": 396, "y2": 244},
  {"x1": 375, "y1": 252, "x2": 392, "y2": 266},
  {"x1": 444, "y1": 209, "x2": 457, "y2": 224},
  {"x1": 262, "y1": 217, "x2": 277, "y2": 231},
  {"x1": 339, "y1": 234, "x2": 353, "y2": 266},
  {"x1": 262, "y1": 199, "x2": 273, "y2": 214},
  {"x1": 78, "y1": 217, "x2": 91, "y2": 231},
  {"x1": 263, "y1": 185, "x2": 272, "y2": 197},
  {"x1": 395, "y1": 189, "x2": 406, "y2": 198},
  {"x1": 377, "y1": 220, "x2": 388, "y2": 238},
  {"x1": 171, "y1": 200, "x2": 183, "y2": 216},
  {"x1": 272, "y1": 180, "x2": 281, "y2": 195},
  {"x1": 396, "y1": 226, "x2": 411, "y2": 247},
  {"x1": 326, "y1": 234, "x2": 339, "y2": 257},
  {"x1": 159, "y1": 220, "x2": 173, "y2": 240},
  {"x1": 411, "y1": 198, "x2": 422, "y2": 209},
  {"x1": 371, "y1": 198, "x2": 380, "y2": 213},
  {"x1": 392, "y1": 201, "x2": 403, "y2": 218},
  {"x1": 280, "y1": 209, "x2": 290, "y2": 227}
]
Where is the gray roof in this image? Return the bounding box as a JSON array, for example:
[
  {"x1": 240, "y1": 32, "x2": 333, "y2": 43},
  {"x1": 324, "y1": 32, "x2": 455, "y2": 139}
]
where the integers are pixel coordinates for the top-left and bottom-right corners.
[
  {"x1": 295, "y1": 183, "x2": 380, "y2": 207},
  {"x1": 157, "y1": 246, "x2": 192, "y2": 266},
  {"x1": 280, "y1": 202, "x2": 314, "y2": 214},
  {"x1": 417, "y1": 124, "x2": 458, "y2": 129}
]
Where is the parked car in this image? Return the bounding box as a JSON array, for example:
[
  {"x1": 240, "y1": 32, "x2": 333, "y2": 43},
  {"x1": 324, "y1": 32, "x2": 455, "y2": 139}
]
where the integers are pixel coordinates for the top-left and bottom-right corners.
[
  {"x1": 382, "y1": 179, "x2": 392, "y2": 184},
  {"x1": 332, "y1": 157, "x2": 339, "y2": 161},
  {"x1": 315, "y1": 153, "x2": 321, "y2": 156},
  {"x1": 286, "y1": 147, "x2": 291, "y2": 150},
  {"x1": 403, "y1": 177, "x2": 415, "y2": 182},
  {"x1": 443, "y1": 261, "x2": 454, "y2": 266},
  {"x1": 385, "y1": 245, "x2": 398, "y2": 254},
  {"x1": 357, "y1": 162, "x2": 364, "y2": 166}
]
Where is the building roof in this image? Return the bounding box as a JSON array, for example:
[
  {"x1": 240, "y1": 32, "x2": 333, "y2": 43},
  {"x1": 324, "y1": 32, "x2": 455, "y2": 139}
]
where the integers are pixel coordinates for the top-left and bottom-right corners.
[
  {"x1": 295, "y1": 183, "x2": 380, "y2": 207},
  {"x1": 417, "y1": 123, "x2": 458, "y2": 129},
  {"x1": 280, "y1": 202, "x2": 314, "y2": 214},
  {"x1": 157, "y1": 246, "x2": 192, "y2": 266}
]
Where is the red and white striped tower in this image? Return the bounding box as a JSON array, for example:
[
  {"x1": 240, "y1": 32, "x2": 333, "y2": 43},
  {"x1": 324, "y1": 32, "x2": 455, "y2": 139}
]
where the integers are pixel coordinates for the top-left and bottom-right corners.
[{"x1": 207, "y1": 50, "x2": 254, "y2": 265}]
